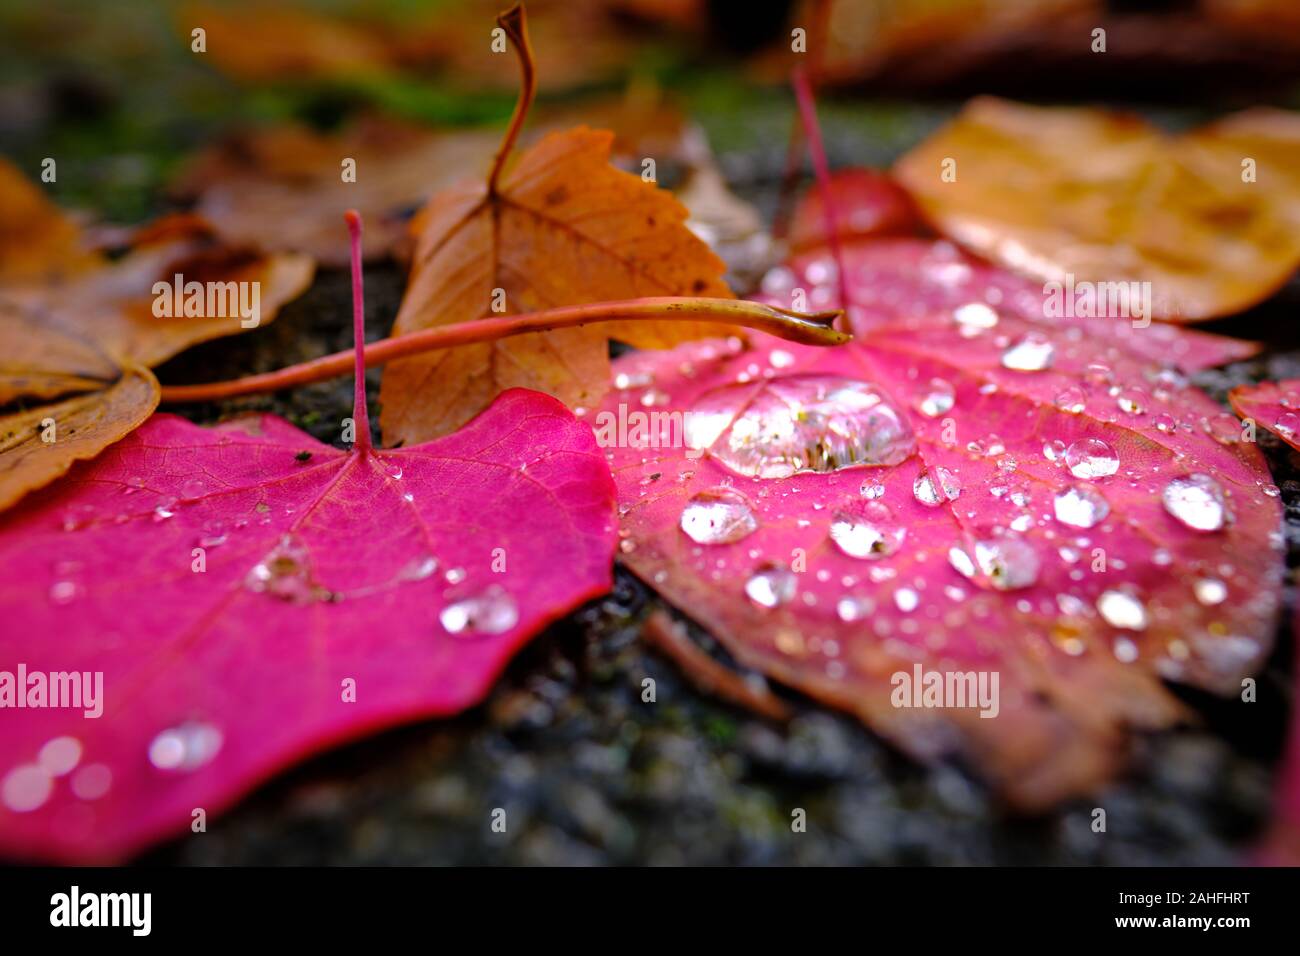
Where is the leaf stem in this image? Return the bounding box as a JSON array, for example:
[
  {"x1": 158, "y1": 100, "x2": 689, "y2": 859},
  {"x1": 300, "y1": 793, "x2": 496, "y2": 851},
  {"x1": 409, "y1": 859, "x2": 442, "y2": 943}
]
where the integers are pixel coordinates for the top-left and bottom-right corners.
[
  {"x1": 792, "y1": 66, "x2": 851, "y2": 313},
  {"x1": 486, "y1": 3, "x2": 535, "y2": 196},
  {"x1": 344, "y1": 210, "x2": 371, "y2": 453},
  {"x1": 159, "y1": 299, "x2": 849, "y2": 404}
]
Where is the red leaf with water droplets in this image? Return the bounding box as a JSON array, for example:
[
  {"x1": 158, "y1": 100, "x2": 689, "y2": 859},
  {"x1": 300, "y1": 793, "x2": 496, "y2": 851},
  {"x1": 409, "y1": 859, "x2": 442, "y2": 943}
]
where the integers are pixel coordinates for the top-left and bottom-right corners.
[
  {"x1": 0, "y1": 391, "x2": 615, "y2": 862},
  {"x1": 0, "y1": 213, "x2": 617, "y2": 862},
  {"x1": 1230, "y1": 379, "x2": 1300, "y2": 450},
  {"x1": 601, "y1": 211, "x2": 1282, "y2": 806}
]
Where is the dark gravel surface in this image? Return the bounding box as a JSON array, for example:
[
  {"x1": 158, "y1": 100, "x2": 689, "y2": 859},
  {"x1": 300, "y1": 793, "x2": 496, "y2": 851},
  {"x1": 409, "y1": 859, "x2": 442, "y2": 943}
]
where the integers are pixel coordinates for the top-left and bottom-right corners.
[{"x1": 138, "y1": 127, "x2": 1299, "y2": 863}]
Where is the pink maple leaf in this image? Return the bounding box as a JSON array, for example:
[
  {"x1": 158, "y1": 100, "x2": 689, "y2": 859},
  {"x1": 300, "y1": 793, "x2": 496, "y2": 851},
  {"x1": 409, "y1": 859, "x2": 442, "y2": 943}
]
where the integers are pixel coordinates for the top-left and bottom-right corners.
[
  {"x1": 0, "y1": 212, "x2": 617, "y2": 862},
  {"x1": 597, "y1": 173, "x2": 1281, "y2": 807},
  {"x1": 1230, "y1": 379, "x2": 1300, "y2": 451}
]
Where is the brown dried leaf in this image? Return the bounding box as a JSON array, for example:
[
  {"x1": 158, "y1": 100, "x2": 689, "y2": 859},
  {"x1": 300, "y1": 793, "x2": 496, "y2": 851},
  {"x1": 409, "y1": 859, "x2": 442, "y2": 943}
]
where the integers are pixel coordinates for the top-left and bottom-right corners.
[{"x1": 894, "y1": 97, "x2": 1300, "y2": 321}]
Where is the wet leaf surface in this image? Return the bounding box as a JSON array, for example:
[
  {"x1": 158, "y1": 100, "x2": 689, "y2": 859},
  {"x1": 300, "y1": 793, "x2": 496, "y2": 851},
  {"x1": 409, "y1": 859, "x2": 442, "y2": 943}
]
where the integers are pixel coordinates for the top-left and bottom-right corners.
[
  {"x1": 599, "y1": 204, "x2": 1284, "y2": 806},
  {"x1": 1230, "y1": 378, "x2": 1300, "y2": 451},
  {"x1": 0, "y1": 389, "x2": 616, "y2": 861}
]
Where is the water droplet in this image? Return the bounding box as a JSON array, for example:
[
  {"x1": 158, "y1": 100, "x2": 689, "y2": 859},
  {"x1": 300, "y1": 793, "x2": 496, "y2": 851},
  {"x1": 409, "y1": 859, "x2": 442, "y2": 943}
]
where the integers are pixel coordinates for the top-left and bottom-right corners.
[
  {"x1": 1054, "y1": 386, "x2": 1086, "y2": 413},
  {"x1": 614, "y1": 370, "x2": 653, "y2": 391},
  {"x1": 860, "y1": 480, "x2": 885, "y2": 499},
  {"x1": 1097, "y1": 589, "x2": 1147, "y2": 630},
  {"x1": 915, "y1": 378, "x2": 955, "y2": 417},
  {"x1": 399, "y1": 555, "x2": 439, "y2": 582},
  {"x1": 1201, "y1": 413, "x2": 1241, "y2": 445},
  {"x1": 1162, "y1": 474, "x2": 1226, "y2": 532},
  {"x1": 49, "y1": 580, "x2": 83, "y2": 605},
  {"x1": 1001, "y1": 335, "x2": 1055, "y2": 371},
  {"x1": 1276, "y1": 412, "x2": 1300, "y2": 439},
  {"x1": 913, "y1": 468, "x2": 960, "y2": 506},
  {"x1": 950, "y1": 537, "x2": 1040, "y2": 590},
  {"x1": 385, "y1": 463, "x2": 403, "y2": 480},
  {"x1": 684, "y1": 376, "x2": 916, "y2": 478},
  {"x1": 744, "y1": 565, "x2": 797, "y2": 608},
  {"x1": 440, "y1": 588, "x2": 519, "y2": 636},
  {"x1": 1113, "y1": 636, "x2": 1139, "y2": 663},
  {"x1": 1053, "y1": 485, "x2": 1110, "y2": 528},
  {"x1": 199, "y1": 519, "x2": 228, "y2": 548},
  {"x1": 60, "y1": 504, "x2": 97, "y2": 531},
  {"x1": 245, "y1": 536, "x2": 331, "y2": 603},
  {"x1": 152, "y1": 496, "x2": 178, "y2": 521},
  {"x1": 893, "y1": 588, "x2": 919, "y2": 612},
  {"x1": 1042, "y1": 439, "x2": 1066, "y2": 463},
  {"x1": 829, "y1": 501, "x2": 906, "y2": 559},
  {"x1": 680, "y1": 488, "x2": 758, "y2": 544},
  {"x1": 947, "y1": 545, "x2": 976, "y2": 579},
  {"x1": 1194, "y1": 578, "x2": 1228, "y2": 606},
  {"x1": 65, "y1": 763, "x2": 110, "y2": 802},
  {"x1": 1153, "y1": 413, "x2": 1176, "y2": 433},
  {"x1": 1, "y1": 764, "x2": 51, "y2": 812},
  {"x1": 836, "y1": 596, "x2": 873, "y2": 622},
  {"x1": 1116, "y1": 387, "x2": 1147, "y2": 416},
  {"x1": 149, "y1": 721, "x2": 223, "y2": 772},
  {"x1": 38, "y1": 737, "x2": 82, "y2": 777},
  {"x1": 179, "y1": 478, "x2": 207, "y2": 500},
  {"x1": 953, "y1": 302, "x2": 998, "y2": 330},
  {"x1": 1064, "y1": 438, "x2": 1119, "y2": 479},
  {"x1": 1084, "y1": 363, "x2": 1113, "y2": 386}
]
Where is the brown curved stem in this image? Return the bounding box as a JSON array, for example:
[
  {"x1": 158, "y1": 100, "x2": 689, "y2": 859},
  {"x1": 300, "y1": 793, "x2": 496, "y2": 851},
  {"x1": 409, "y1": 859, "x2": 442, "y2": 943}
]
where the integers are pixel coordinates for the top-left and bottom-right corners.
[
  {"x1": 486, "y1": 3, "x2": 535, "y2": 196},
  {"x1": 159, "y1": 298, "x2": 848, "y2": 404}
]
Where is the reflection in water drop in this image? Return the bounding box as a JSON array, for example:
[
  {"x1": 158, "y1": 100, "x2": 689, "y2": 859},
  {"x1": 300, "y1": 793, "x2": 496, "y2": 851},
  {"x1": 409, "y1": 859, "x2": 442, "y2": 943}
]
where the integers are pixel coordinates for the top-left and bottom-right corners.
[
  {"x1": 440, "y1": 588, "x2": 519, "y2": 636},
  {"x1": 954, "y1": 302, "x2": 999, "y2": 330},
  {"x1": 1001, "y1": 335, "x2": 1055, "y2": 371},
  {"x1": 1064, "y1": 438, "x2": 1119, "y2": 479},
  {"x1": 179, "y1": 478, "x2": 208, "y2": 500},
  {"x1": 1097, "y1": 589, "x2": 1148, "y2": 630},
  {"x1": 149, "y1": 721, "x2": 223, "y2": 772},
  {"x1": 245, "y1": 535, "x2": 332, "y2": 603},
  {"x1": 683, "y1": 376, "x2": 916, "y2": 478},
  {"x1": 1054, "y1": 386, "x2": 1086, "y2": 414},
  {"x1": 680, "y1": 488, "x2": 759, "y2": 545},
  {"x1": 1116, "y1": 388, "x2": 1146, "y2": 415},
  {"x1": 949, "y1": 536, "x2": 1039, "y2": 590},
  {"x1": 915, "y1": 378, "x2": 955, "y2": 418},
  {"x1": 1194, "y1": 578, "x2": 1228, "y2": 606},
  {"x1": 1162, "y1": 474, "x2": 1226, "y2": 532},
  {"x1": 49, "y1": 580, "x2": 83, "y2": 605},
  {"x1": 893, "y1": 588, "x2": 919, "y2": 612},
  {"x1": 829, "y1": 501, "x2": 906, "y2": 559},
  {"x1": 744, "y1": 565, "x2": 797, "y2": 609},
  {"x1": 1053, "y1": 485, "x2": 1110, "y2": 528},
  {"x1": 860, "y1": 480, "x2": 885, "y2": 499},
  {"x1": 913, "y1": 468, "x2": 960, "y2": 506}
]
